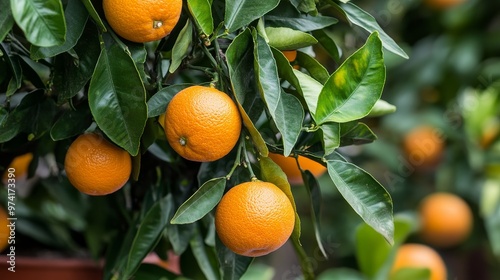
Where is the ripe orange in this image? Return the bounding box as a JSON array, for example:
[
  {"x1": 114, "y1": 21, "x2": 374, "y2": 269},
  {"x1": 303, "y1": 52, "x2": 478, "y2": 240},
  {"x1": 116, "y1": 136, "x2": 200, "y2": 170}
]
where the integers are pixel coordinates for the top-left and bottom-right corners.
[
  {"x1": 103, "y1": 0, "x2": 182, "y2": 43},
  {"x1": 163, "y1": 86, "x2": 242, "y2": 162},
  {"x1": 403, "y1": 125, "x2": 444, "y2": 168},
  {"x1": 268, "y1": 153, "x2": 326, "y2": 185},
  {"x1": 215, "y1": 181, "x2": 295, "y2": 257},
  {"x1": 0, "y1": 207, "x2": 9, "y2": 252},
  {"x1": 64, "y1": 133, "x2": 132, "y2": 196},
  {"x1": 424, "y1": 0, "x2": 466, "y2": 10},
  {"x1": 391, "y1": 243, "x2": 447, "y2": 280},
  {"x1": 282, "y1": 50, "x2": 297, "y2": 62},
  {"x1": 2, "y1": 152, "x2": 33, "y2": 182},
  {"x1": 418, "y1": 192, "x2": 473, "y2": 247}
]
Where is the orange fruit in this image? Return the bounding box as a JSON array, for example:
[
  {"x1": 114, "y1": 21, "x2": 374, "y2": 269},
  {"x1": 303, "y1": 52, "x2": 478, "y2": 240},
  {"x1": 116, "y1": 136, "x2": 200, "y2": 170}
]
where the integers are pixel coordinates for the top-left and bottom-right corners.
[
  {"x1": 268, "y1": 153, "x2": 326, "y2": 185},
  {"x1": 391, "y1": 243, "x2": 447, "y2": 280},
  {"x1": 418, "y1": 192, "x2": 473, "y2": 247},
  {"x1": 282, "y1": 50, "x2": 297, "y2": 62},
  {"x1": 215, "y1": 181, "x2": 295, "y2": 257},
  {"x1": 403, "y1": 125, "x2": 444, "y2": 168},
  {"x1": 424, "y1": 0, "x2": 466, "y2": 10},
  {"x1": 163, "y1": 86, "x2": 242, "y2": 162},
  {"x1": 103, "y1": 0, "x2": 182, "y2": 43},
  {"x1": 64, "y1": 133, "x2": 132, "y2": 195},
  {"x1": 2, "y1": 152, "x2": 33, "y2": 182},
  {"x1": 0, "y1": 207, "x2": 9, "y2": 252}
]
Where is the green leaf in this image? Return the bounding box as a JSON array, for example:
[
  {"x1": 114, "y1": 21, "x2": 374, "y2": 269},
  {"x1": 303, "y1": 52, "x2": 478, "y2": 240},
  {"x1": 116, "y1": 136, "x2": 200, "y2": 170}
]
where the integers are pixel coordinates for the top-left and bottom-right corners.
[
  {"x1": 320, "y1": 122, "x2": 340, "y2": 155},
  {"x1": 327, "y1": 158, "x2": 394, "y2": 244},
  {"x1": 390, "y1": 268, "x2": 431, "y2": 280},
  {"x1": 315, "y1": 32, "x2": 386, "y2": 124},
  {"x1": 293, "y1": 69, "x2": 322, "y2": 113},
  {"x1": 0, "y1": 1, "x2": 14, "y2": 42},
  {"x1": 340, "y1": 122, "x2": 377, "y2": 146},
  {"x1": 265, "y1": 27, "x2": 318, "y2": 50},
  {"x1": 1, "y1": 49, "x2": 22, "y2": 97},
  {"x1": 303, "y1": 170, "x2": 327, "y2": 258},
  {"x1": 80, "y1": 0, "x2": 106, "y2": 32},
  {"x1": 88, "y1": 41, "x2": 147, "y2": 156},
  {"x1": 482, "y1": 180, "x2": 500, "y2": 258},
  {"x1": 253, "y1": 31, "x2": 303, "y2": 156},
  {"x1": 169, "y1": 19, "x2": 193, "y2": 73},
  {"x1": 10, "y1": 0, "x2": 66, "y2": 47},
  {"x1": 30, "y1": 0, "x2": 87, "y2": 59},
  {"x1": 168, "y1": 223, "x2": 196, "y2": 255},
  {"x1": 312, "y1": 29, "x2": 341, "y2": 63},
  {"x1": 290, "y1": 237, "x2": 315, "y2": 280},
  {"x1": 357, "y1": 215, "x2": 417, "y2": 279},
  {"x1": 225, "y1": 0, "x2": 280, "y2": 32},
  {"x1": 265, "y1": 7, "x2": 338, "y2": 32},
  {"x1": 367, "y1": 99, "x2": 397, "y2": 117},
  {"x1": 190, "y1": 225, "x2": 220, "y2": 280},
  {"x1": 259, "y1": 157, "x2": 301, "y2": 242},
  {"x1": 50, "y1": 103, "x2": 92, "y2": 141},
  {"x1": 295, "y1": 51, "x2": 330, "y2": 84},
  {"x1": 226, "y1": 29, "x2": 268, "y2": 156},
  {"x1": 317, "y1": 268, "x2": 366, "y2": 280},
  {"x1": 170, "y1": 178, "x2": 226, "y2": 224},
  {"x1": 134, "y1": 264, "x2": 182, "y2": 280},
  {"x1": 290, "y1": 0, "x2": 317, "y2": 15},
  {"x1": 340, "y1": 2, "x2": 408, "y2": 59},
  {"x1": 147, "y1": 84, "x2": 192, "y2": 117},
  {"x1": 216, "y1": 235, "x2": 253, "y2": 280},
  {"x1": 124, "y1": 194, "x2": 174, "y2": 278},
  {"x1": 187, "y1": 0, "x2": 214, "y2": 36}
]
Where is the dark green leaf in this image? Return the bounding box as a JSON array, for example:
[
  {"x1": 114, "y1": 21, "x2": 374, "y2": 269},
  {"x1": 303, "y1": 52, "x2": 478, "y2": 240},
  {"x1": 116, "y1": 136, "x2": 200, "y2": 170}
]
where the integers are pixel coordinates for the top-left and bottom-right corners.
[
  {"x1": 303, "y1": 170, "x2": 327, "y2": 258},
  {"x1": 296, "y1": 51, "x2": 330, "y2": 84},
  {"x1": 124, "y1": 194, "x2": 174, "y2": 278},
  {"x1": 320, "y1": 122, "x2": 340, "y2": 155},
  {"x1": 340, "y1": 122, "x2": 377, "y2": 146},
  {"x1": 169, "y1": 20, "x2": 193, "y2": 73},
  {"x1": 88, "y1": 41, "x2": 147, "y2": 156},
  {"x1": 10, "y1": 0, "x2": 66, "y2": 47},
  {"x1": 190, "y1": 225, "x2": 220, "y2": 280},
  {"x1": 312, "y1": 29, "x2": 341, "y2": 63},
  {"x1": 265, "y1": 14, "x2": 338, "y2": 32},
  {"x1": 253, "y1": 31, "x2": 303, "y2": 156},
  {"x1": 80, "y1": 0, "x2": 106, "y2": 32},
  {"x1": 226, "y1": 29, "x2": 268, "y2": 156},
  {"x1": 317, "y1": 268, "x2": 366, "y2": 280},
  {"x1": 340, "y1": 2, "x2": 408, "y2": 59},
  {"x1": 0, "y1": 44, "x2": 23, "y2": 97},
  {"x1": 315, "y1": 32, "x2": 386, "y2": 124},
  {"x1": 0, "y1": 1, "x2": 14, "y2": 41},
  {"x1": 168, "y1": 223, "x2": 196, "y2": 255},
  {"x1": 170, "y1": 178, "x2": 226, "y2": 224},
  {"x1": 225, "y1": 0, "x2": 280, "y2": 32},
  {"x1": 134, "y1": 264, "x2": 182, "y2": 280},
  {"x1": 187, "y1": 0, "x2": 214, "y2": 36},
  {"x1": 290, "y1": 0, "x2": 317, "y2": 15},
  {"x1": 147, "y1": 84, "x2": 192, "y2": 117},
  {"x1": 30, "y1": 0, "x2": 87, "y2": 59},
  {"x1": 265, "y1": 27, "x2": 318, "y2": 50},
  {"x1": 327, "y1": 159, "x2": 394, "y2": 244},
  {"x1": 50, "y1": 103, "x2": 92, "y2": 141},
  {"x1": 367, "y1": 99, "x2": 397, "y2": 117},
  {"x1": 216, "y1": 235, "x2": 253, "y2": 280}
]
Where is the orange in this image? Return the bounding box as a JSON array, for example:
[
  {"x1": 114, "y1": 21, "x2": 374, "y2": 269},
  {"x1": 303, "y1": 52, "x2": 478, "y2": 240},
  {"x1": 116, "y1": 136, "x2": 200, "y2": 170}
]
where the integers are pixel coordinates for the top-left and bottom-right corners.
[
  {"x1": 103, "y1": 0, "x2": 182, "y2": 43},
  {"x1": 282, "y1": 50, "x2": 297, "y2": 62},
  {"x1": 418, "y1": 192, "x2": 473, "y2": 247},
  {"x1": 0, "y1": 207, "x2": 9, "y2": 252},
  {"x1": 391, "y1": 243, "x2": 447, "y2": 280},
  {"x1": 215, "y1": 181, "x2": 295, "y2": 257},
  {"x1": 163, "y1": 86, "x2": 242, "y2": 162},
  {"x1": 424, "y1": 0, "x2": 466, "y2": 10},
  {"x1": 64, "y1": 133, "x2": 132, "y2": 196},
  {"x1": 2, "y1": 152, "x2": 33, "y2": 182},
  {"x1": 403, "y1": 125, "x2": 444, "y2": 168},
  {"x1": 268, "y1": 153, "x2": 326, "y2": 185}
]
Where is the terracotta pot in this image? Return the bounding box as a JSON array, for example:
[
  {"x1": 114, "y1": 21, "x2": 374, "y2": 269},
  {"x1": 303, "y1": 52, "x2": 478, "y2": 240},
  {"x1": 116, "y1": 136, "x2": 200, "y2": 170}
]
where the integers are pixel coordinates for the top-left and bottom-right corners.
[{"x1": 0, "y1": 256, "x2": 103, "y2": 280}]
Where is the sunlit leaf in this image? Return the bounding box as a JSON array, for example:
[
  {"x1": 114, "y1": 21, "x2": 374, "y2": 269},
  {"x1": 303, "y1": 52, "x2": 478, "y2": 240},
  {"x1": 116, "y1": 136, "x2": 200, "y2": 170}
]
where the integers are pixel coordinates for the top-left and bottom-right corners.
[
  {"x1": 187, "y1": 0, "x2": 213, "y2": 36},
  {"x1": 367, "y1": 99, "x2": 397, "y2": 117},
  {"x1": 265, "y1": 27, "x2": 318, "y2": 50}
]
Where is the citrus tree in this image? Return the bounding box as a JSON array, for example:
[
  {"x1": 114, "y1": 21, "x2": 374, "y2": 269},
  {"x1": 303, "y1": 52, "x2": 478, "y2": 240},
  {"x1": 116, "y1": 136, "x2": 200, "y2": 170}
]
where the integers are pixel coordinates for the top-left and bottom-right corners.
[{"x1": 0, "y1": 0, "x2": 410, "y2": 279}]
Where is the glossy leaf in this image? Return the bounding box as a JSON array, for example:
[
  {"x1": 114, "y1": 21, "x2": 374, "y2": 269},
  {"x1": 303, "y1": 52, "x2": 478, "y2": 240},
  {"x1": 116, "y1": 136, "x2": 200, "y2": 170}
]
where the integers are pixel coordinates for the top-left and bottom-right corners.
[
  {"x1": 190, "y1": 226, "x2": 220, "y2": 280},
  {"x1": 327, "y1": 158, "x2": 394, "y2": 244},
  {"x1": 293, "y1": 69, "x2": 323, "y2": 113},
  {"x1": 124, "y1": 194, "x2": 174, "y2": 278},
  {"x1": 340, "y1": 122, "x2": 377, "y2": 146},
  {"x1": 88, "y1": 41, "x2": 147, "y2": 156},
  {"x1": 225, "y1": 0, "x2": 280, "y2": 32},
  {"x1": 312, "y1": 29, "x2": 341, "y2": 63},
  {"x1": 367, "y1": 99, "x2": 397, "y2": 117},
  {"x1": 147, "y1": 84, "x2": 192, "y2": 117},
  {"x1": 50, "y1": 104, "x2": 92, "y2": 141},
  {"x1": 259, "y1": 157, "x2": 301, "y2": 242},
  {"x1": 30, "y1": 0, "x2": 88, "y2": 59},
  {"x1": 10, "y1": 0, "x2": 66, "y2": 47},
  {"x1": 340, "y1": 2, "x2": 408, "y2": 59},
  {"x1": 170, "y1": 20, "x2": 193, "y2": 73},
  {"x1": 320, "y1": 122, "x2": 340, "y2": 155},
  {"x1": 296, "y1": 51, "x2": 330, "y2": 84},
  {"x1": 265, "y1": 27, "x2": 318, "y2": 50},
  {"x1": 80, "y1": 0, "x2": 106, "y2": 32},
  {"x1": 265, "y1": 11, "x2": 338, "y2": 32},
  {"x1": 187, "y1": 0, "x2": 214, "y2": 36},
  {"x1": 168, "y1": 223, "x2": 196, "y2": 255},
  {"x1": 170, "y1": 177, "x2": 226, "y2": 224},
  {"x1": 253, "y1": 32, "x2": 303, "y2": 156},
  {"x1": 303, "y1": 170, "x2": 327, "y2": 258},
  {"x1": 216, "y1": 235, "x2": 253, "y2": 280},
  {"x1": 0, "y1": 1, "x2": 14, "y2": 42},
  {"x1": 226, "y1": 29, "x2": 268, "y2": 156},
  {"x1": 315, "y1": 32, "x2": 386, "y2": 124}
]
